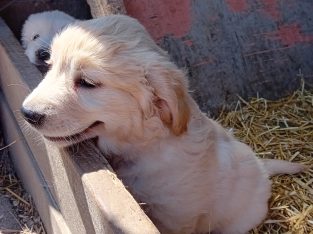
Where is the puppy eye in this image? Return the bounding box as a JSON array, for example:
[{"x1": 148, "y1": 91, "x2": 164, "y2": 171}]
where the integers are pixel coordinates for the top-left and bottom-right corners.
[
  {"x1": 33, "y1": 34, "x2": 39, "y2": 40},
  {"x1": 75, "y1": 78, "x2": 97, "y2": 89}
]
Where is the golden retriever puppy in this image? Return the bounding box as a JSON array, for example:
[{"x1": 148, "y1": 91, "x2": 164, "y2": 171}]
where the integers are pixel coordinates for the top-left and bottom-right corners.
[{"x1": 21, "y1": 15, "x2": 305, "y2": 233}]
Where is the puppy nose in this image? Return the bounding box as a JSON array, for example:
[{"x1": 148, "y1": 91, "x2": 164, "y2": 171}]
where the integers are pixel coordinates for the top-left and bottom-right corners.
[
  {"x1": 21, "y1": 107, "x2": 46, "y2": 127},
  {"x1": 36, "y1": 49, "x2": 50, "y2": 62}
]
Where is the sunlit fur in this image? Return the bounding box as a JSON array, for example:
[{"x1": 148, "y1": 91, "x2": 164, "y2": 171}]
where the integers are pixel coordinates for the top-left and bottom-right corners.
[
  {"x1": 21, "y1": 10, "x2": 75, "y2": 65},
  {"x1": 22, "y1": 15, "x2": 305, "y2": 233}
]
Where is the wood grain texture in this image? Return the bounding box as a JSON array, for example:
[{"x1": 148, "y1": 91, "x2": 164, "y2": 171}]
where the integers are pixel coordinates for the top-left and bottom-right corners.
[{"x1": 0, "y1": 94, "x2": 71, "y2": 234}]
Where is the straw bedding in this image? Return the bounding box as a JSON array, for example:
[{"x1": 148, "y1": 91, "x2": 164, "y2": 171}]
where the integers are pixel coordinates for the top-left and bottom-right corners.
[{"x1": 217, "y1": 85, "x2": 313, "y2": 233}]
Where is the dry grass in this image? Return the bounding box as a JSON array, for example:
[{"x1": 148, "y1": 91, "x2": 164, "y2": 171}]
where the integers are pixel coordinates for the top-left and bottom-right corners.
[
  {"x1": 0, "y1": 131, "x2": 45, "y2": 234},
  {"x1": 218, "y1": 85, "x2": 313, "y2": 233}
]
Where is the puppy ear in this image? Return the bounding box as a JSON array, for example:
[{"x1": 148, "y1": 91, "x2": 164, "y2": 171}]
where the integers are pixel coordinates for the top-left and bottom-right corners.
[{"x1": 147, "y1": 65, "x2": 190, "y2": 135}]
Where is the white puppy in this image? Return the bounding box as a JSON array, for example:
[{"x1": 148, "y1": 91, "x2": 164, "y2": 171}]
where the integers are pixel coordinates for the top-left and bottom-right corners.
[
  {"x1": 21, "y1": 10, "x2": 75, "y2": 65},
  {"x1": 21, "y1": 15, "x2": 305, "y2": 234}
]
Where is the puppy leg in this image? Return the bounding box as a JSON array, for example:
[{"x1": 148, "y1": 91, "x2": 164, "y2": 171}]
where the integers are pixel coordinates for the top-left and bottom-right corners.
[{"x1": 262, "y1": 159, "x2": 306, "y2": 176}]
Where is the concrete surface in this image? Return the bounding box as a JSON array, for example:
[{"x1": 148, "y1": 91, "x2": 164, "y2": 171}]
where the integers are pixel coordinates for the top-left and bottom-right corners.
[{"x1": 0, "y1": 194, "x2": 21, "y2": 232}]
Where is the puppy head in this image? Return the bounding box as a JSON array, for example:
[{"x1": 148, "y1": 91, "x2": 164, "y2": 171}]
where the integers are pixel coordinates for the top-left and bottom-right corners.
[
  {"x1": 21, "y1": 10, "x2": 75, "y2": 65},
  {"x1": 21, "y1": 15, "x2": 190, "y2": 147}
]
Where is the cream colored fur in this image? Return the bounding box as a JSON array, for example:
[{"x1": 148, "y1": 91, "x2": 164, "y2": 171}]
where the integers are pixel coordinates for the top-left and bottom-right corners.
[
  {"x1": 21, "y1": 10, "x2": 75, "y2": 65},
  {"x1": 22, "y1": 15, "x2": 305, "y2": 234}
]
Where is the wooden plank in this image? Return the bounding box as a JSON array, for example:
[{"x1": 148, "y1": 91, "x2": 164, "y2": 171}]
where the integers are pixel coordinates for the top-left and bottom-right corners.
[
  {"x1": 0, "y1": 18, "x2": 159, "y2": 234},
  {"x1": 0, "y1": 92, "x2": 71, "y2": 234},
  {"x1": 0, "y1": 16, "x2": 88, "y2": 233},
  {"x1": 0, "y1": 17, "x2": 57, "y2": 199},
  {"x1": 86, "y1": 0, "x2": 126, "y2": 17},
  {"x1": 48, "y1": 142, "x2": 159, "y2": 234}
]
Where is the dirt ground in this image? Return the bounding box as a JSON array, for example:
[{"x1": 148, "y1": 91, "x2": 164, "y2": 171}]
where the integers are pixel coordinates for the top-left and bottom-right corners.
[{"x1": 0, "y1": 129, "x2": 45, "y2": 234}]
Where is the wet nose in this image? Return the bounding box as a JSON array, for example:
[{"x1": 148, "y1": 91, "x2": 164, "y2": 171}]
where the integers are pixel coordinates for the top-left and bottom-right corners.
[
  {"x1": 36, "y1": 49, "x2": 50, "y2": 62},
  {"x1": 21, "y1": 106, "x2": 46, "y2": 127}
]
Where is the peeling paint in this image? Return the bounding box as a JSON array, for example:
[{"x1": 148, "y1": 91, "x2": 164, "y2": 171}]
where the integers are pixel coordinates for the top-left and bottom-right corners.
[
  {"x1": 124, "y1": 0, "x2": 191, "y2": 40},
  {"x1": 226, "y1": 0, "x2": 281, "y2": 20},
  {"x1": 123, "y1": 0, "x2": 313, "y2": 113},
  {"x1": 183, "y1": 39, "x2": 193, "y2": 47},
  {"x1": 265, "y1": 23, "x2": 313, "y2": 46},
  {"x1": 192, "y1": 58, "x2": 214, "y2": 67},
  {"x1": 260, "y1": 0, "x2": 281, "y2": 20},
  {"x1": 225, "y1": 0, "x2": 248, "y2": 12}
]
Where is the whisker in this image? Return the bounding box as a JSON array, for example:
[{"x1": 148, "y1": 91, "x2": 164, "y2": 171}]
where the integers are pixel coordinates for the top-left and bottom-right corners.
[
  {"x1": 7, "y1": 83, "x2": 31, "y2": 91},
  {"x1": 0, "y1": 140, "x2": 17, "y2": 151},
  {"x1": 36, "y1": 37, "x2": 51, "y2": 47}
]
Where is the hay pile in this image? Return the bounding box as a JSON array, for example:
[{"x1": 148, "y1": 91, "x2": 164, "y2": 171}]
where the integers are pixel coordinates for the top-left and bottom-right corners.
[{"x1": 218, "y1": 85, "x2": 313, "y2": 233}]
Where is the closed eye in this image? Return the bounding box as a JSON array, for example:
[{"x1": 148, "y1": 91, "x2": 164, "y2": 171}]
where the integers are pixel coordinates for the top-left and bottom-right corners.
[
  {"x1": 33, "y1": 34, "x2": 39, "y2": 40},
  {"x1": 75, "y1": 77, "x2": 100, "y2": 89}
]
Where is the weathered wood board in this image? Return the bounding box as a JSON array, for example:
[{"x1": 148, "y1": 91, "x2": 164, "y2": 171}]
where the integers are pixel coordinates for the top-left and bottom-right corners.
[
  {"x1": 86, "y1": 0, "x2": 126, "y2": 17},
  {"x1": 0, "y1": 93, "x2": 71, "y2": 234},
  {"x1": 124, "y1": 0, "x2": 313, "y2": 114}
]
